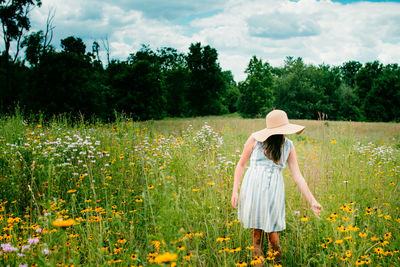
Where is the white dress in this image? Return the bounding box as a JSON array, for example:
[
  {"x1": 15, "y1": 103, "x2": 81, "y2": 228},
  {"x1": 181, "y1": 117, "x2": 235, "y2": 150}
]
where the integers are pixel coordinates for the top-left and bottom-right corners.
[{"x1": 238, "y1": 137, "x2": 293, "y2": 232}]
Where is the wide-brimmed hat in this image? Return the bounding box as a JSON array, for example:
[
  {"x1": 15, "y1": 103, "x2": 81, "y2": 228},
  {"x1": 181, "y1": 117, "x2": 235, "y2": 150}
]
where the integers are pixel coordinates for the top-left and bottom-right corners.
[{"x1": 252, "y1": 110, "x2": 305, "y2": 142}]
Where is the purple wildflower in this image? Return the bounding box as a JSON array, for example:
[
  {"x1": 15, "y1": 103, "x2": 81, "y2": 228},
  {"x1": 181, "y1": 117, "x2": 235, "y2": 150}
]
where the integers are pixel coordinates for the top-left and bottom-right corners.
[
  {"x1": 21, "y1": 245, "x2": 30, "y2": 251},
  {"x1": 1, "y1": 243, "x2": 18, "y2": 252},
  {"x1": 28, "y1": 238, "x2": 39, "y2": 245},
  {"x1": 43, "y1": 248, "x2": 50, "y2": 255}
]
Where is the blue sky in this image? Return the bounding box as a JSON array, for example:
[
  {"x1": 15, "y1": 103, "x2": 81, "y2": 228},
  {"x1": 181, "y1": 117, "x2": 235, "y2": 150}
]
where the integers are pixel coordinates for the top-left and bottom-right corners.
[{"x1": 21, "y1": 0, "x2": 400, "y2": 80}]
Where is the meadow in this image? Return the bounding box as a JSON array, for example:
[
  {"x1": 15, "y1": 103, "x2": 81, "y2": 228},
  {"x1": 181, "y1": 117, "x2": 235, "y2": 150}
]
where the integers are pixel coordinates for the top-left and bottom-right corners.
[{"x1": 0, "y1": 113, "x2": 399, "y2": 266}]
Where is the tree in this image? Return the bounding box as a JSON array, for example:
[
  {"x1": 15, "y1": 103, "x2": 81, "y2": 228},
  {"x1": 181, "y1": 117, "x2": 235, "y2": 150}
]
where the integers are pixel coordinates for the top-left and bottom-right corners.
[
  {"x1": 158, "y1": 47, "x2": 190, "y2": 117},
  {"x1": 0, "y1": 0, "x2": 42, "y2": 61},
  {"x1": 274, "y1": 57, "x2": 323, "y2": 119},
  {"x1": 221, "y1": 70, "x2": 239, "y2": 113},
  {"x1": 20, "y1": 30, "x2": 54, "y2": 66},
  {"x1": 341, "y1": 60, "x2": 362, "y2": 88},
  {"x1": 363, "y1": 64, "x2": 400, "y2": 121},
  {"x1": 354, "y1": 61, "x2": 382, "y2": 120},
  {"x1": 110, "y1": 46, "x2": 165, "y2": 120},
  {"x1": 186, "y1": 42, "x2": 227, "y2": 115},
  {"x1": 238, "y1": 56, "x2": 274, "y2": 117},
  {"x1": 61, "y1": 36, "x2": 86, "y2": 55}
]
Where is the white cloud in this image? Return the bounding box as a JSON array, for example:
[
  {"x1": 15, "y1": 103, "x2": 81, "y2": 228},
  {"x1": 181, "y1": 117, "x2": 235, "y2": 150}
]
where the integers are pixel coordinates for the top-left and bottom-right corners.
[{"x1": 11, "y1": 0, "x2": 400, "y2": 81}]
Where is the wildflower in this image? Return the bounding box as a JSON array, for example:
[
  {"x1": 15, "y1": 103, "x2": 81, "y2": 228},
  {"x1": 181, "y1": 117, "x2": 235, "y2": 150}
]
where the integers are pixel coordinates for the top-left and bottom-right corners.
[
  {"x1": 67, "y1": 189, "x2": 76, "y2": 193},
  {"x1": 335, "y1": 239, "x2": 344, "y2": 244},
  {"x1": 250, "y1": 256, "x2": 263, "y2": 265},
  {"x1": 374, "y1": 247, "x2": 384, "y2": 254},
  {"x1": 28, "y1": 238, "x2": 40, "y2": 245},
  {"x1": 380, "y1": 240, "x2": 389, "y2": 246},
  {"x1": 320, "y1": 243, "x2": 327, "y2": 248},
  {"x1": 355, "y1": 259, "x2": 365, "y2": 265},
  {"x1": 216, "y1": 237, "x2": 230, "y2": 242},
  {"x1": 52, "y1": 219, "x2": 76, "y2": 227},
  {"x1": 183, "y1": 253, "x2": 193, "y2": 260},
  {"x1": 1, "y1": 243, "x2": 18, "y2": 252},
  {"x1": 131, "y1": 254, "x2": 137, "y2": 260},
  {"x1": 342, "y1": 216, "x2": 350, "y2": 220},
  {"x1": 384, "y1": 232, "x2": 392, "y2": 240},
  {"x1": 152, "y1": 240, "x2": 161, "y2": 250},
  {"x1": 345, "y1": 250, "x2": 352, "y2": 257},
  {"x1": 326, "y1": 217, "x2": 336, "y2": 222},
  {"x1": 230, "y1": 247, "x2": 241, "y2": 252},
  {"x1": 246, "y1": 246, "x2": 254, "y2": 250},
  {"x1": 135, "y1": 199, "x2": 143, "y2": 203},
  {"x1": 147, "y1": 185, "x2": 154, "y2": 190},
  {"x1": 384, "y1": 215, "x2": 391, "y2": 220},
  {"x1": 153, "y1": 252, "x2": 178, "y2": 264},
  {"x1": 21, "y1": 245, "x2": 30, "y2": 251},
  {"x1": 192, "y1": 189, "x2": 200, "y2": 192},
  {"x1": 43, "y1": 248, "x2": 50, "y2": 255},
  {"x1": 117, "y1": 238, "x2": 127, "y2": 244},
  {"x1": 177, "y1": 245, "x2": 185, "y2": 251},
  {"x1": 359, "y1": 232, "x2": 368, "y2": 238},
  {"x1": 301, "y1": 216, "x2": 308, "y2": 222},
  {"x1": 235, "y1": 261, "x2": 247, "y2": 266},
  {"x1": 370, "y1": 236, "x2": 379, "y2": 242},
  {"x1": 344, "y1": 236, "x2": 352, "y2": 240},
  {"x1": 326, "y1": 238, "x2": 333, "y2": 244}
]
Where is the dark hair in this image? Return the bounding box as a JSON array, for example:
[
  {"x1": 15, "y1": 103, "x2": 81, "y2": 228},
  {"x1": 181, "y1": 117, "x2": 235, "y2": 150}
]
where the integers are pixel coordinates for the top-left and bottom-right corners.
[{"x1": 263, "y1": 134, "x2": 285, "y2": 164}]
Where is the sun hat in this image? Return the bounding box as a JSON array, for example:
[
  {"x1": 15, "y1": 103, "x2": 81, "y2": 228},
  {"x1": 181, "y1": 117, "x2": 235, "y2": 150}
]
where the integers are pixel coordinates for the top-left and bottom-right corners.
[{"x1": 252, "y1": 110, "x2": 305, "y2": 142}]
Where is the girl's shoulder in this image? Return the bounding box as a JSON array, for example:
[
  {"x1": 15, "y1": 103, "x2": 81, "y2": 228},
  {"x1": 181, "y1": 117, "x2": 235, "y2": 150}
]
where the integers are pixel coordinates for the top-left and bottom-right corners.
[{"x1": 284, "y1": 137, "x2": 293, "y2": 150}]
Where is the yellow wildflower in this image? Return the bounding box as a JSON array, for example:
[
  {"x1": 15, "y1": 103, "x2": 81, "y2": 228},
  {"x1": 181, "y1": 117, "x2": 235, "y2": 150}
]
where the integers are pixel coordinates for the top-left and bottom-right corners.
[
  {"x1": 153, "y1": 252, "x2": 177, "y2": 264},
  {"x1": 52, "y1": 219, "x2": 76, "y2": 227}
]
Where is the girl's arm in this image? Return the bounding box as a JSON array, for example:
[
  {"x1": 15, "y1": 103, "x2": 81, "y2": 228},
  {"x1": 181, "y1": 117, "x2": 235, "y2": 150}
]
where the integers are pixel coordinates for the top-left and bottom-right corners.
[
  {"x1": 287, "y1": 144, "x2": 322, "y2": 216},
  {"x1": 231, "y1": 135, "x2": 255, "y2": 209}
]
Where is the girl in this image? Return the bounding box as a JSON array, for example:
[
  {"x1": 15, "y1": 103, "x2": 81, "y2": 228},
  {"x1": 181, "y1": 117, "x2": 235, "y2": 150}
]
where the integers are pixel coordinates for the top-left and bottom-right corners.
[{"x1": 231, "y1": 110, "x2": 322, "y2": 265}]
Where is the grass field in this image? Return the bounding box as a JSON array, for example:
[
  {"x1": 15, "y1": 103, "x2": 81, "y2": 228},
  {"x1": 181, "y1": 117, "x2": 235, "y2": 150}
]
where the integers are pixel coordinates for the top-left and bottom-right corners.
[{"x1": 0, "y1": 114, "x2": 399, "y2": 266}]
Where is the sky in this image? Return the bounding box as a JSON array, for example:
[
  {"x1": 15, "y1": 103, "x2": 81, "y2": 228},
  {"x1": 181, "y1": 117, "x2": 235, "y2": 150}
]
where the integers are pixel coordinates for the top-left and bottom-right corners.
[{"x1": 23, "y1": 0, "x2": 400, "y2": 81}]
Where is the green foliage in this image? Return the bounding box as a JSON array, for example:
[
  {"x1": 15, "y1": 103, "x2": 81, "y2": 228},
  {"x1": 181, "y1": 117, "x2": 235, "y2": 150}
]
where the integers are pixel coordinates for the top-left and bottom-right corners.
[
  {"x1": 187, "y1": 42, "x2": 228, "y2": 116},
  {"x1": 1, "y1": 4, "x2": 400, "y2": 122},
  {"x1": 0, "y1": 116, "x2": 399, "y2": 266},
  {"x1": 238, "y1": 56, "x2": 274, "y2": 117}
]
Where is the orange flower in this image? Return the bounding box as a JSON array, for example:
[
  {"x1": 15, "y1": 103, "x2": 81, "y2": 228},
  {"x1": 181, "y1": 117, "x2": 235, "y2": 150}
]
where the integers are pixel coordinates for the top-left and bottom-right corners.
[{"x1": 52, "y1": 219, "x2": 76, "y2": 227}]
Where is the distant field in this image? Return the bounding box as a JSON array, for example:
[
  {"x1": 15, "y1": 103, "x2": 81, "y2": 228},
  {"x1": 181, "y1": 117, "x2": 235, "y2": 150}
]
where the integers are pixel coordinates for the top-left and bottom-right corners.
[{"x1": 0, "y1": 115, "x2": 399, "y2": 266}]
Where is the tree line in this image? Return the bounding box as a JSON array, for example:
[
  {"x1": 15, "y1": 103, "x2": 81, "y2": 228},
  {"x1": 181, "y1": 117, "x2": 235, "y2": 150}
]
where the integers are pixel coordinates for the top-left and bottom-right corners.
[{"x1": 1, "y1": 0, "x2": 399, "y2": 122}]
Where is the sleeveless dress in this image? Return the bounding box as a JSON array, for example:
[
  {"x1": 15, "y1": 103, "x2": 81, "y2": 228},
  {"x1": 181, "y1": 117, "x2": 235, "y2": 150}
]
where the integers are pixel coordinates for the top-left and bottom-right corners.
[{"x1": 238, "y1": 137, "x2": 293, "y2": 232}]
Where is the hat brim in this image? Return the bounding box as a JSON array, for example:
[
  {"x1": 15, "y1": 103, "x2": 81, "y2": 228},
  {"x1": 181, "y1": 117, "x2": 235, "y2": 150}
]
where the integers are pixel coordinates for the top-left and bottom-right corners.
[{"x1": 252, "y1": 123, "x2": 305, "y2": 142}]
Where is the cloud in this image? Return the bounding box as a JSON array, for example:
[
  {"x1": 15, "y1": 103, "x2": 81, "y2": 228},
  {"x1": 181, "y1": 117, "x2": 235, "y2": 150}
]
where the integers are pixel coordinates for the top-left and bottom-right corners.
[
  {"x1": 116, "y1": 0, "x2": 228, "y2": 20},
  {"x1": 11, "y1": 0, "x2": 400, "y2": 81},
  {"x1": 247, "y1": 12, "x2": 321, "y2": 39}
]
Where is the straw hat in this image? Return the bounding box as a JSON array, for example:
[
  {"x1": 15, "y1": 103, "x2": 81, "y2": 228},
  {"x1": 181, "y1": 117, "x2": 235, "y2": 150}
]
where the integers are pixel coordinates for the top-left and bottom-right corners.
[{"x1": 252, "y1": 110, "x2": 305, "y2": 142}]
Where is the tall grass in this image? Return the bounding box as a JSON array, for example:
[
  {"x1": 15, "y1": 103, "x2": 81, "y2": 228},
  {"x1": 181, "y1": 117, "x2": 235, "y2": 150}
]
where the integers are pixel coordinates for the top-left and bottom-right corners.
[{"x1": 0, "y1": 113, "x2": 399, "y2": 266}]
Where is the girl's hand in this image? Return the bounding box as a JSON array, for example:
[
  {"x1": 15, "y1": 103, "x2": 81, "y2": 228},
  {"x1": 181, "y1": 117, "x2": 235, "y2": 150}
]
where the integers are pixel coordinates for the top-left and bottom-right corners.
[
  {"x1": 311, "y1": 201, "x2": 322, "y2": 216},
  {"x1": 231, "y1": 192, "x2": 239, "y2": 209}
]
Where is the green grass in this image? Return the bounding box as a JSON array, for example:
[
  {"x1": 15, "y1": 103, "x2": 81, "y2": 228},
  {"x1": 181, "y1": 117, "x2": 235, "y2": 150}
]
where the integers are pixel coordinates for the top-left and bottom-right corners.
[{"x1": 0, "y1": 114, "x2": 399, "y2": 266}]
